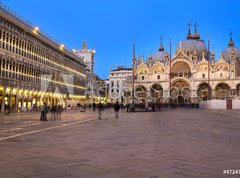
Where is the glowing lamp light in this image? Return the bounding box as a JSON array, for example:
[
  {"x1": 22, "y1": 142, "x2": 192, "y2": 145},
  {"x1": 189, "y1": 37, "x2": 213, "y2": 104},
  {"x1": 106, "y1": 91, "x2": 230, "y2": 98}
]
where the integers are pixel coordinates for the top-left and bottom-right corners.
[
  {"x1": 60, "y1": 44, "x2": 64, "y2": 50},
  {"x1": 33, "y1": 26, "x2": 39, "y2": 34}
]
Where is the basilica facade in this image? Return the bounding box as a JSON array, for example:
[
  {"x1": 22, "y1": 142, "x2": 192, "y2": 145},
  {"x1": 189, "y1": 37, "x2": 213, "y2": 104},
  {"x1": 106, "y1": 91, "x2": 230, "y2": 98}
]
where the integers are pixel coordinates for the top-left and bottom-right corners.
[{"x1": 133, "y1": 25, "x2": 240, "y2": 104}]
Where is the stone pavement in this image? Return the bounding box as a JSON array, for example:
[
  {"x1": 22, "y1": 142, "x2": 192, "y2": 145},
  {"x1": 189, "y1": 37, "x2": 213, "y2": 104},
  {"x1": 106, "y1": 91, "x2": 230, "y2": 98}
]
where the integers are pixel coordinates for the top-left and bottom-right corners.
[{"x1": 0, "y1": 109, "x2": 240, "y2": 178}]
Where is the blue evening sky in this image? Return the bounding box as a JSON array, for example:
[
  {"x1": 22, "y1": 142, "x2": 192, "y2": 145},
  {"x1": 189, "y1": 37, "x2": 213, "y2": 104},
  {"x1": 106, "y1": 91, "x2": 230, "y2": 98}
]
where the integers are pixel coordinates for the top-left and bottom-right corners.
[{"x1": 3, "y1": 0, "x2": 240, "y2": 79}]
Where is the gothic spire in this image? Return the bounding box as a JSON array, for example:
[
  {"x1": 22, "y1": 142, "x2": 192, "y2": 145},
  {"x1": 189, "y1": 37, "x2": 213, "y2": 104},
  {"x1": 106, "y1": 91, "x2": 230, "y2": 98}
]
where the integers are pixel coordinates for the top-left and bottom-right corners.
[
  {"x1": 159, "y1": 36, "x2": 164, "y2": 51},
  {"x1": 228, "y1": 31, "x2": 234, "y2": 47},
  {"x1": 187, "y1": 21, "x2": 192, "y2": 39}
]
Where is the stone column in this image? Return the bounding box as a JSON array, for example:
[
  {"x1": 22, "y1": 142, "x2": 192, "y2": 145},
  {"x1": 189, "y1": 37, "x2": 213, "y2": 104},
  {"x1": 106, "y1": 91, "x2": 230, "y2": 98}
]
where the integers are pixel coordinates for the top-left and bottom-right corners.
[
  {"x1": 15, "y1": 94, "x2": 19, "y2": 112},
  {"x1": 21, "y1": 96, "x2": 24, "y2": 111},
  {"x1": 8, "y1": 94, "x2": 12, "y2": 111},
  {"x1": 212, "y1": 90, "x2": 215, "y2": 99},
  {"x1": 26, "y1": 97, "x2": 29, "y2": 109},
  {"x1": 1, "y1": 88, "x2": 5, "y2": 113}
]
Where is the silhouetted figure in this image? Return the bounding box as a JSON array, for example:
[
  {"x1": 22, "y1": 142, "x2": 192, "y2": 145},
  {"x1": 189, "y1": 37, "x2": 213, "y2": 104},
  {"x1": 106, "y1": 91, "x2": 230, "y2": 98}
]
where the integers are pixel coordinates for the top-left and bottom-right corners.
[
  {"x1": 114, "y1": 101, "x2": 120, "y2": 119},
  {"x1": 152, "y1": 103, "x2": 155, "y2": 112},
  {"x1": 126, "y1": 103, "x2": 130, "y2": 112},
  {"x1": 40, "y1": 102, "x2": 48, "y2": 121},
  {"x1": 93, "y1": 102, "x2": 96, "y2": 111},
  {"x1": 98, "y1": 102, "x2": 103, "y2": 119}
]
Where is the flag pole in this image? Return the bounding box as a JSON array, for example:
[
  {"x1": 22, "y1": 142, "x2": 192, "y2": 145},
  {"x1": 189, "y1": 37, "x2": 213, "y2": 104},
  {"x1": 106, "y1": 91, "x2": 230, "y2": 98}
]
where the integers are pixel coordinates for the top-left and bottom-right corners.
[{"x1": 132, "y1": 41, "x2": 136, "y2": 104}]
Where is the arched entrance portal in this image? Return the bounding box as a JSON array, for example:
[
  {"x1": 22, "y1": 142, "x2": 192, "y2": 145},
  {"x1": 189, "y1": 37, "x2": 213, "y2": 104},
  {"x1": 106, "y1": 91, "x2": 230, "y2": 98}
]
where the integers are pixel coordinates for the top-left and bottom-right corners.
[
  {"x1": 197, "y1": 83, "x2": 212, "y2": 101},
  {"x1": 135, "y1": 86, "x2": 147, "y2": 104},
  {"x1": 237, "y1": 84, "x2": 240, "y2": 96},
  {"x1": 171, "y1": 80, "x2": 190, "y2": 104},
  {"x1": 215, "y1": 83, "x2": 231, "y2": 99},
  {"x1": 150, "y1": 84, "x2": 163, "y2": 104}
]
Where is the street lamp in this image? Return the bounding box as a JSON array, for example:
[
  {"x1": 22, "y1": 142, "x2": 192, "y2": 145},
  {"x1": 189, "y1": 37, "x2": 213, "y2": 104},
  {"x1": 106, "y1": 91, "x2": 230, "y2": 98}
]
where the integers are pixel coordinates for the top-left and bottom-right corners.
[
  {"x1": 33, "y1": 26, "x2": 39, "y2": 34},
  {"x1": 60, "y1": 44, "x2": 64, "y2": 50}
]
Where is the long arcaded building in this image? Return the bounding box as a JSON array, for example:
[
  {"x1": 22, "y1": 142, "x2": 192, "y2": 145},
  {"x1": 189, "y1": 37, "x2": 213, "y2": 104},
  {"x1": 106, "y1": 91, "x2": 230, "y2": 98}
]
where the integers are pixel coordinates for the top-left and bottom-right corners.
[{"x1": 0, "y1": 3, "x2": 86, "y2": 112}]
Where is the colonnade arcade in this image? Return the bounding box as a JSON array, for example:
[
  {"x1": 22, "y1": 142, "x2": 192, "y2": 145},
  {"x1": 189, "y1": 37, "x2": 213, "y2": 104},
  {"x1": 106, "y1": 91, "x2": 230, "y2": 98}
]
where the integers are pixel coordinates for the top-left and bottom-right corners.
[
  {"x1": 133, "y1": 81, "x2": 240, "y2": 104},
  {"x1": 0, "y1": 86, "x2": 85, "y2": 113}
]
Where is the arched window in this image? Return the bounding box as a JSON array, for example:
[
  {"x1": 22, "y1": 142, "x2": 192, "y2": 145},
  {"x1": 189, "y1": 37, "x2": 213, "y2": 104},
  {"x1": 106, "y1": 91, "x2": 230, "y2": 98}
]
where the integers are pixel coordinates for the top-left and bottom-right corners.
[{"x1": 202, "y1": 74, "x2": 205, "y2": 78}]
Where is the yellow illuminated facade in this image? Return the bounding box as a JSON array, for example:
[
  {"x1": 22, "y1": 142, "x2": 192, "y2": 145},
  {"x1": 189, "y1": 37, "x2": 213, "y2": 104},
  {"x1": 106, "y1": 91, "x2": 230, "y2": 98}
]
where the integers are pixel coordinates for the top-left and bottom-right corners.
[{"x1": 0, "y1": 4, "x2": 86, "y2": 112}]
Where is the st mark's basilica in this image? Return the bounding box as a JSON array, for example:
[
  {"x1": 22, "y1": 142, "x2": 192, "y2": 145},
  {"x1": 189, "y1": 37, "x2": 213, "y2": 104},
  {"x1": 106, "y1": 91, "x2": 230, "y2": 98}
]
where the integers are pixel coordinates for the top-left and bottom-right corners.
[{"x1": 133, "y1": 23, "x2": 240, "y2": 105}]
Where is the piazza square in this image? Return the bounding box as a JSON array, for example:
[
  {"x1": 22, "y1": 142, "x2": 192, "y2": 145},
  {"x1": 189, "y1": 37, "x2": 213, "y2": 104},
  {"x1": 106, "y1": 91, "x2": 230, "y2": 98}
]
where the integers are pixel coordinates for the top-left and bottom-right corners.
[{"x1": 0, "y1": 1, "x2": 240, "y2": 178}]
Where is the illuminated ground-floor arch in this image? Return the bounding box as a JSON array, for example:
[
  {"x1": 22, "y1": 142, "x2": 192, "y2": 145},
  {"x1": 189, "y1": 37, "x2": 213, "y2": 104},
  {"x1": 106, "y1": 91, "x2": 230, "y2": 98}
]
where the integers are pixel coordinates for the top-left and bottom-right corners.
[
  {"x1": 237, "y1": 84, "x2": 240, "y2": 96},
  {"x1": 135, "y1": 85, "x2": 147, "y2": 104},
  {"x1": 0, "y1": 85, "x2": 85, "y2": 113},
  {"x1": 150, "y1": 83, "x2": 163, "y2": 104},
  {"x1": 197, "y1": 83, "x2": 212, "y2": 101},
  {"x1": 129, "y1": 77, "x2": 240, "y2": 105},
  {"x1": 171, "y1": 79, "x2": 190, "y2": 104},
  {"x1": 215, "y1": 83, "x2": 231, "y2": 99}
]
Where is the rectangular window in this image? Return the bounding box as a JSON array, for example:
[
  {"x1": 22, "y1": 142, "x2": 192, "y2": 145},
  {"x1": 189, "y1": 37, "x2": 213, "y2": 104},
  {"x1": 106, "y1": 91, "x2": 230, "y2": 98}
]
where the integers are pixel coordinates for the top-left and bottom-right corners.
[
  {"x1": 157, "y1": 75, "x2": 160, "y2": 79},
  {"x1": 142, "y1": 76, "x2": 144, "y2": 80}
]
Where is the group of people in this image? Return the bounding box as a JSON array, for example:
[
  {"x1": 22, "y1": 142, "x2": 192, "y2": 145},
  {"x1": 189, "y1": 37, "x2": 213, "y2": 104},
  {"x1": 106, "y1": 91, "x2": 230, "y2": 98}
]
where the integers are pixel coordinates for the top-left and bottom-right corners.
[
  {"x1": 38, "y1": 101, "x2": 131, "y2": 122},
  {"x1": 125, "y1": 102, "x2": 160, "y2": 112},
  {"x1": 40, "y1": 103, "x2": 63, "y2": 121},
  {"x1": 92, "y1": 101, "x2": 120, "y2": 119}
]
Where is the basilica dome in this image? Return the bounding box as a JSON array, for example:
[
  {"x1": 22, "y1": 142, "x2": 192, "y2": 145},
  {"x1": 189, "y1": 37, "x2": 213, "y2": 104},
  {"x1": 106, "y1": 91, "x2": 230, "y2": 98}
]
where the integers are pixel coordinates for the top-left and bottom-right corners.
[
  {"x1": 221, "y1": 37, "x2": 240, "y2": 63},
  {"x1": 153, "y1": 43, "x2": 169, "y2": 63},
  {"x1": 175, "y1": 39, "x2": 207, "y2": 60},
  {"x1": 175, "y1": 21, "x2": 207, "y2": 61}
]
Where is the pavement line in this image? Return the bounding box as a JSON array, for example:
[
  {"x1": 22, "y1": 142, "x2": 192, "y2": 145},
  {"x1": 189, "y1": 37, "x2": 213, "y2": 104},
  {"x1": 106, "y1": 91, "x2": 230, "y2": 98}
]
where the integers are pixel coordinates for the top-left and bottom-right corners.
[
  {"x1": 209, "y1": 110, "x2": 240, "y2": 118},
  {"x1": 0, "y1": 127, "x2": 23, "y2": 133},
  {"x1": 0, "y1": 118, "x2": 96, "y2": 141}
]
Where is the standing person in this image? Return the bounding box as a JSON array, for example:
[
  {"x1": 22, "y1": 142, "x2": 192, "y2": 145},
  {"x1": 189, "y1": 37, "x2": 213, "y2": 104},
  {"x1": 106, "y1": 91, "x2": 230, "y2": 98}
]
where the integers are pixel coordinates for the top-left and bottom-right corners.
[
  {"x1": 40, "y1": 102, "x2": 46, "y2": 121},
  {"x1": 98, "y1": 102, "x2": 103, "y2": 119},
  {"x1": 58, "y1": 105, "x2": 63, "y2": 120},
  {"x1": 114, "y1": 101, "x2": 120, "y2": 119},
  {"x1": 51, "y1": 105, "x2": 57, "y2": 121},
  {"x1": 93, "y1": 102, "x2": 96, "y2": 111},
  {"x1": 145, "y1": 102, "x2": 148, "y2": 112},
  {"x1": 83, "y1": 103, "x2": 86, "y2": 112},
  {"x1": 152, "y1": 102, "x2": 155, "y2": 112},
  {"x1": 41, "y1": 102, "x2": 48, "y2": 121},
  {"x1": 126, "y1": 103, "x2": 130, "y2": 112},
  {"x1": 4, "y1": 103, "x2": 7, "y2": 114}
]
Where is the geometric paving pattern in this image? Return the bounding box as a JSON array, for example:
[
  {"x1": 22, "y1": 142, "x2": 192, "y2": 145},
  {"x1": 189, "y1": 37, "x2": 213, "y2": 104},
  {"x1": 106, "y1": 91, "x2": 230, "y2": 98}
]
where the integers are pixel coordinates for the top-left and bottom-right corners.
[{"x1": 0, "y1": 109, "x2": 240, "y2": 178}]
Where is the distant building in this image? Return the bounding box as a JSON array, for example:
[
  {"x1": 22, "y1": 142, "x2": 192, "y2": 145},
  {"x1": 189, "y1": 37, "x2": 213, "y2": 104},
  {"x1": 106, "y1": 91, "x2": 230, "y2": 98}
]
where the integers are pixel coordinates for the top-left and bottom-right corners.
[
  {"x1": 108, "y1": 67, "x2": 132, "y2": 103},
  {"x1": 73, "y1": 42, "x2": 106, "y2": 103}
]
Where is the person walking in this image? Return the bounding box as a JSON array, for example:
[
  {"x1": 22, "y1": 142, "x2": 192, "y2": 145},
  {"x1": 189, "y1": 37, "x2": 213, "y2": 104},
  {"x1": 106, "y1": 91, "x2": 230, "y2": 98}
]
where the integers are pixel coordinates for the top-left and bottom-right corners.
[
  {"x1": 114, "y1": 101, "x2": 120, "y2": 119},
  {"x1": 93, "y1": 102, "x2": 96, "y2": 111},
  {"x1": 98, "y1": 102, "x2": 103, "y2": 119}
]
